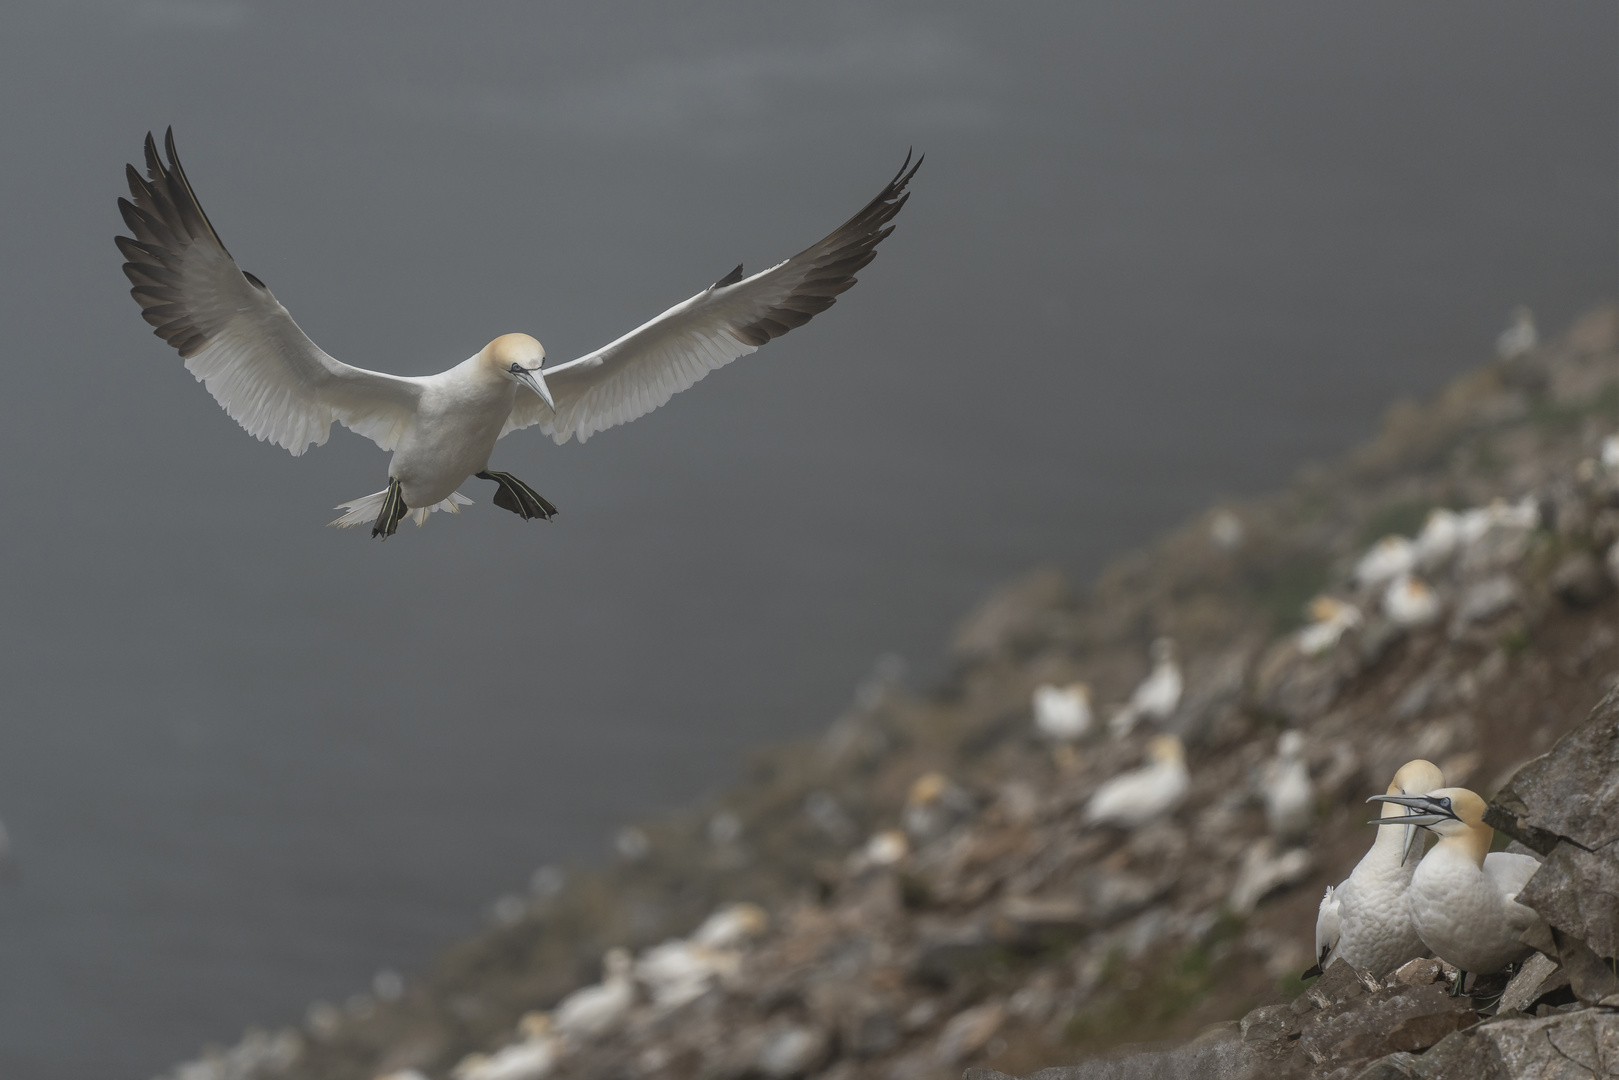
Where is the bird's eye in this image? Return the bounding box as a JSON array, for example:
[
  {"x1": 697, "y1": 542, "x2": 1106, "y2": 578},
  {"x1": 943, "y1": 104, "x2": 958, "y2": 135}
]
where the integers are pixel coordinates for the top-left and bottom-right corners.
[
  {"x1": 1438, "y1": 797, "x2": 1452, "y2": 811},
  {"x1": 509, "y1": 363, "x2": 523, "y2": 373}
]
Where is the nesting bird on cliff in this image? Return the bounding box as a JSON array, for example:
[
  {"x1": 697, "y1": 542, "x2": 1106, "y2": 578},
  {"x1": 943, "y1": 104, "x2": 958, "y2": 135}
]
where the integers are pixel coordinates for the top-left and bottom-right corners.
[
  {"x1": 1495, "y1": 306, "x2": 1538, "y2": 360},
  {"x1": 553, "y1": 948, "x2": 636, "y2": 1041},
  {"x1": 1084, "y1": 735, "x2": 1189, "y2": 829},
  {"x1": 1354, "y1": 536, "x2": 1417, "y2": 591},
  {"x1": 1263, "y1": 731, "x2": 1314, "y2": 843},
  {"x1": 1297, "y1": 596, "x2": 1362, "y2": 657},
  {"x1": 1308, "y1": 759, "x2": 1445, "y2": 980},
  {"x1": 1108, "y1": 638, "x2": 1183, "y2": 737},
  {"x1": 1382, "y1": 574, "x2": 1442, "y2": 628},
  {"x1": 636, "y1": 904, "x2": 767, "y2": 1010},
  {"x1": 1414, "y1": 509, "x2": 1462, "y2": 571},
  {"x1": 1369, "y1": 786, "x2": 1545, "y2": 994},
  {"x1": 1033, "y1": 682, "x2": 1093, "y2": 743},
  {"x1": 452, "y1": 1013, "x2": 566, "y2": 1080},
  {"x1": 116, "y1": 129, "x2": 920, "y2": 537}
]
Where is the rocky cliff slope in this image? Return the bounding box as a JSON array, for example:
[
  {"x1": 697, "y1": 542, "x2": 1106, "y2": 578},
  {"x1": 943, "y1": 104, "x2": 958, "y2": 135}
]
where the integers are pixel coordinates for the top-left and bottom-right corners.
[{"x1": 163, "y1": 303, "x2": 1619, "y2": 1080}]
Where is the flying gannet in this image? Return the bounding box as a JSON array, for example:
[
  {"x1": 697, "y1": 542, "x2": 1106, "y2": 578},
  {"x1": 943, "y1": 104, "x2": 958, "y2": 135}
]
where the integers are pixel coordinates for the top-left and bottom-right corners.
[
  {"x1": 1306, "y1": 759, "x2": 1444, "y2": 980},
  {"x1": 116, "y1": 130, "x2": 920, "y2": 537},
  {"x1": 1369, "y1": 786, "x2": 1545, "y2": 994}
]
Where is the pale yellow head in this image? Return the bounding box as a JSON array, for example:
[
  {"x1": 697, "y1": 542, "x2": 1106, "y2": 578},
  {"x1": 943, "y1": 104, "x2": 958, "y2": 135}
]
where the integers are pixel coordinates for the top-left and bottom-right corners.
[
  {"x1": 1385, "y1": 758, "x2": 1445, "y2": 811},
  {"x1": 1146, "y1": 734, "x2": 1185, "y2": 765},
  {"x1": 481, "y1": 333, "x2": 554, "y2": 409}
]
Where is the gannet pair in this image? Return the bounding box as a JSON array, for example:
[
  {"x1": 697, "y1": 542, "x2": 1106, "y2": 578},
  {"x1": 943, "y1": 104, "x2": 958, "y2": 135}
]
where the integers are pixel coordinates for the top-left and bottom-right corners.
[
  {"x1": 1371, "y1": 786, "x2": 1544, "y2": 993},
  {"x1": 1108, "y1": 639, "x2": 1183, "y2": 737},
  {"x1": 117, "y1": 130, "x2": 921, "y2": 537},
  {"x1": 1309, "y1": 760, "x2": 1445, "y2": 979},
  {"x1": 1084, "y1": 735, "x2": 1189, "y2": 828}
]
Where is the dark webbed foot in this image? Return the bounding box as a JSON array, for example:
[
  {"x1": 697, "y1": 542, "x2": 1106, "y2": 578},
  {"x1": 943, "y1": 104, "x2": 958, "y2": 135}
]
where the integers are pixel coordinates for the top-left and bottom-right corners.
[
  {"x1": 371, "y1": 478, "x2": 409, "y2": 539},
  {"x1": 477, "y1": 470, "x2": 558, "y2": 521}
]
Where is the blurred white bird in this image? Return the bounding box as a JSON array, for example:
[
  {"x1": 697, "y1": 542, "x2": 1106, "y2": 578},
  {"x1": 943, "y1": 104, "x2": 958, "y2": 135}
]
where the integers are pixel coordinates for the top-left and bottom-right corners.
[
  {"x1": 1371, "y1": 787, "x2": 1545, "y2": 990},
  {"x1": 691, "y1": 902, "x2": 770, "y2": 949},
  {"x1": 903, "y1": 772, "x2": 976, "y2": 843},
  {"x1": 1354, "y1": 536, "x2": 1417, "y2": 591},
  {"x1": 1209, "y1": 509, "x2": 1245, "y2": 551},
  {"x1": 1032, "y1": 683, "x2": 1093, "y2": 742},
  {"x1": 1263, "y1": 731, "x2": 1314, "y2": 843},
  {"x1": 452, "y1": 1014, "x2": 565, "y2": 1080},
  {"x1": 1085, "y1": 735, "x2": 1189, "y2": 828},
  {"x1": 1382, "y1": 574, "x2": 1441, "y2": 628},
  {"x1": 1414, "y1": 509, "x2": 1462, "y2": 571},
  {"x1": 1297, "y1": 596, "x2": 1362, "y2": 657},
  {"x1": 1495, "y1": 306, "x2": 1538, "y2": 360},
  {"x1": 553, "y1": 948, "x2": 636, "y2": 1040},
  {"x1": 1308, "y1": 760, "x2": 1445, "y2": 980},
  {"x1": 117, "y1": 129, "x2": 920, "y2": 537},
  {"x1": 1109, "y1": 639, "x2": 1183, "y2": 737}
]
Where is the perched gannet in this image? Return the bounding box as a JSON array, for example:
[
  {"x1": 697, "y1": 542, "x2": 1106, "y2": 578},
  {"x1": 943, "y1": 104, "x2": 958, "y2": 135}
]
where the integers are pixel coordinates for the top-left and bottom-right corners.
[
  {"x1": 1263, "y1": 731, "x2": 1314, "y2": 843},
  {"x1": 1414, "y1": 509, "x2": 1462, "y2": 571},
  {"x1": 1084, "y1": 735, "x2": 1189, "y2": 829},
  {"x1": 1209, "y1": 509, "x2": 1244, "y2": 551},
  {"x1": 903, "y1": 772, "x2": 975, "y2": 843},
  {"x1": 1033, "y1": 683, "x2": 1093, "y2": 742},
  {"x1": 1495, "y1": 306, "x2": 1538, "y2": 361},
  {"x1": 553, "y1": 948, "x2": 636, "y2": 1040},
  {"x1": 1108, "y1": 639, "x2": 1183, "y2": 737},
  {"x1": 1382, "y1": 574, "x2": 1441, "y2": 628},
  {"x1": 1307, "y1": 759, "x2": 1445, "y2": 980},
  {"x1": 116, "y1": 130, "x2": 920, "y2": 537},
  {"x1": 1370, "y1": 787, "x2": 1545, "y2": 991},
  {"x1": 1354, "y1": 536, "x2": 1417, "y2": 591},
  {"x1": 452, "y1": 1013, "x2": 565, "y2": 1080},
  {"x1": 1298, "y1": 596, "x2": 1363, "y2": 657},
  {"x1": 635, "y1": 908, "x2": 763, "y2": 1011}
]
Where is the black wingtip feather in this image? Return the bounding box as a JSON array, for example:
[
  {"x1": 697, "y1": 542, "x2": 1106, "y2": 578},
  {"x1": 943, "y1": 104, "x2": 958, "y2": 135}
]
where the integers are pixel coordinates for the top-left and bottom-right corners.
[{"x1": 712, "y1": 264, "x2": 745, "y2": 289}]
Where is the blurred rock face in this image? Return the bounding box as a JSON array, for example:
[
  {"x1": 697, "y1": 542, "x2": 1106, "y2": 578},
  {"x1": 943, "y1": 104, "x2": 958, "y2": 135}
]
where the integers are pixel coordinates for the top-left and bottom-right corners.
[{"x1": 159, "y1": 308, "x2": 1619, "y2": 1080}]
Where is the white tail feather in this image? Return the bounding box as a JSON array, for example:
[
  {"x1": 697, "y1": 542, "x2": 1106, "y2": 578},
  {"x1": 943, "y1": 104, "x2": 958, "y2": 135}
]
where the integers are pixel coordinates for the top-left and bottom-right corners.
[{"x1": 329, "y1": 489, "x2": 473, "y2": 528}]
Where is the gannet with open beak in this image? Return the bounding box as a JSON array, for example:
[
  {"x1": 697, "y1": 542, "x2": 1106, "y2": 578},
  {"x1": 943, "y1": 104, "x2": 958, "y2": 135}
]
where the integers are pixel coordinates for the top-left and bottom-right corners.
[
  {"x1": 117, "y1": 130, "x2": 920, "y2": 538},
  {"x1": 1369, "y1": 786, "x2": 1544, "y2": 991},
  {"x1": 1306, "y1": 759, "x2": 1444, "y2": 979}
]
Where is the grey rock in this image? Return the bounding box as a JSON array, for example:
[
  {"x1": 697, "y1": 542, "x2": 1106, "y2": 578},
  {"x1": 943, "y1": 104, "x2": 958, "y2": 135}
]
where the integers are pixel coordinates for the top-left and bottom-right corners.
[
  {"x1": 1516, "y1": 840, "x2": 1619, "y2": 962},
  {"x1": 1394, "y1": 1006, "x2": 1619, "y2": 1078},
  {"x1": 994, "y1": 1022, "x2": 1259, "y2": 1079},
  {"x1": 1497, "y1": 952, "x2": 1561, "y2": 1014},
  {"x1": 1488, "y1": 696, "x2": 1619, "y2": 854},
  {"x1": 1550, "y1": 551, "x2": 1614, "y2": 608}
]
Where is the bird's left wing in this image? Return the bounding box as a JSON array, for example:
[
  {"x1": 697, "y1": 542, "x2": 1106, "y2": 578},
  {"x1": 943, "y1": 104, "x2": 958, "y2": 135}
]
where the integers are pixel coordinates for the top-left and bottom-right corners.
[
  {"x1": 117, "y1": 129, "x2": 422, "y2": 455},
  {"x1": 504, "y1": 153, "x2": 921, "y2": 445}
]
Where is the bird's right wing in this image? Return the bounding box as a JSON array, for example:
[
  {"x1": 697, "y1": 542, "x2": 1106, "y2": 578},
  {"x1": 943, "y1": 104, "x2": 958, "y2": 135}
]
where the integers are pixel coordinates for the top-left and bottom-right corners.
[
  {"x1": 117, "y1": 129, "x2": 422, "y2": 455},
  {"x1": 504, "y1": 152, "x2": 921, "y2": 445}
]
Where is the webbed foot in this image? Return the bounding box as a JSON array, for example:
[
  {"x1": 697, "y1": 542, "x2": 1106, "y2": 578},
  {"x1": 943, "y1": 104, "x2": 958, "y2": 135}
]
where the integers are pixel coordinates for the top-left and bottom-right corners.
[
  {"x1": 477, "y1": 470, "x2": 558, "y2": 521},
  {"x1": 371, "y1": 478, "x2": 408, "y2": 539}
]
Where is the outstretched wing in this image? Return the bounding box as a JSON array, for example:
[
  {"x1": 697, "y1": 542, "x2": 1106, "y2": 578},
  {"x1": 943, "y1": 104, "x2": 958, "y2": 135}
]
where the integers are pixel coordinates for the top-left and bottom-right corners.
[
  {"x1": 117, "y1": 129, "x2": 422, "y2": 455},
  {"x1": 505, "y1": 152, "x2": 922, "y2": 445}
]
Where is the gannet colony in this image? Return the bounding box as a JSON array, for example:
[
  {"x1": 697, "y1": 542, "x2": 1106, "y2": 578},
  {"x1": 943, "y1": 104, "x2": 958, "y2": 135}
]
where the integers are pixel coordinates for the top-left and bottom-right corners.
[{"x1": 156, "y1": 308, "x2": 1619, "y2": 1080}]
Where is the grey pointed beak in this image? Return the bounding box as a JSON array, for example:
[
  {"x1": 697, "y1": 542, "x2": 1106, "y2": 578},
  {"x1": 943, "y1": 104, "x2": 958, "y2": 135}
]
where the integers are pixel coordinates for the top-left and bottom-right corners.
[
  {"x1": 514, "y1": 367, "x2": 555, "y2": 411},
  {"x1": 1365, "y1": 793, "x2": 1452, "y2": 831}
]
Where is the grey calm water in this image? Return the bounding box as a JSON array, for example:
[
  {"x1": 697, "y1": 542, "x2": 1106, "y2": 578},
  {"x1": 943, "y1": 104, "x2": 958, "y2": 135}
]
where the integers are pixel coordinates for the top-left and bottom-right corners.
[{"x1": 0, "y1": 3, "x2": 1613, "y2": 1076}]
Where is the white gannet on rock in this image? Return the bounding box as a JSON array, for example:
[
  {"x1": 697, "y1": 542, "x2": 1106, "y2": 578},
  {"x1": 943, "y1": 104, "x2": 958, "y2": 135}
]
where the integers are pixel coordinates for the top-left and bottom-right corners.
[
  {"x1": 634, "y1": 902, "x2": 768, "y2": 1011},
  {"x1": 1108, "y1": 639, "x2": 1183, "y2": 737},
  {"x1": 553, "y1": 947, "x2": 636, "y2": 1041},
  {"x1": 116, "y1": 130, "x2": 920, "y2": 538},
  {"x1": 1084, "y1": 735, "x2": 1189, "y2": 829},
  {"x1": 1414, "y1": 509, "x2": 1462, "y2": 571},
  {"x1": 1263, "y1": 731, "x2": 1314, "y2": 843},
  {"x1": 451, "y1": 1013, "x2": 565, "y2": 1080},
  {"x1": 1495, "y1": 306, "x2": 1538, "y2": 360},
  {"x1": 1307, "y1": 759, "x2": 1445, "y2": 980},
  {"x1": 1370, "y1": 786, "x2": 1546, "y2": 992},
  {"x1": 1297, "y1": 596, "x2": 1363, "y2": 657},
  {"x1": 1032, "y1": 683, "x2": 1093, "y2": 743},
  {"x1": 903, "y1": 772, "x2": 975, "y2": 843},
  {"x1": 1382, "y1": 573, "x2": 1441, "y2": 628},
  {"x1": 691, "y1": 902, "x2": 770, "y2": 949},
  {"x1": 1354, "y1": 536, "x2": 1417, "y2": 591}
]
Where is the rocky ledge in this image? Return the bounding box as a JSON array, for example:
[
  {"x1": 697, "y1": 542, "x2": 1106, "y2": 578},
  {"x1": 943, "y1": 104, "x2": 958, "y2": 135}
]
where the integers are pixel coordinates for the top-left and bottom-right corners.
[
  {"x1": 969, "y1": 688, "x2": 1619, "y2": 1079},
  {"x1": 164, "y1": 304, "x2": 1619, "y2": 1080}
]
